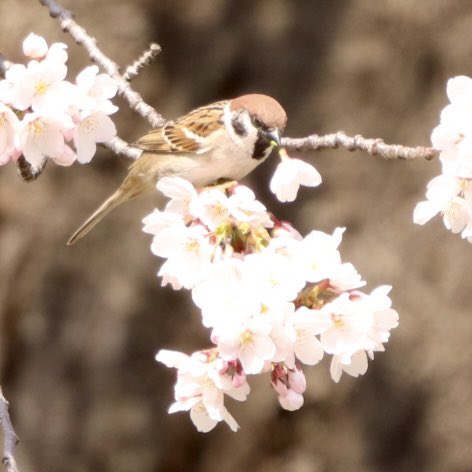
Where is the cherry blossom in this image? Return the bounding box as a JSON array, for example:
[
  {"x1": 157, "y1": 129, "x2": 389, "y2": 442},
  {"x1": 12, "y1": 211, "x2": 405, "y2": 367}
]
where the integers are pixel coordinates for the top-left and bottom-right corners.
[
  {"x1": 0, "y1": 33, "x2": 117, "y2": 168},
  {"x1": 415, "y1": 75, "x2": 472, "y2": 241},
  {"x1": 270, "y1": 148, "x2": 322, "y2": 202},
  {"x1": 414, "y1": 175, "x2": 471, "y2": 234},
  {"x1": 0, "y1": 104, "x2": 20, "y2": 165},
  {"x1": 271, "y1": 364, "x2": 307, "y2": 411},
  {"x1": 73, "y1": 112, "x2": 117, "y2": 164},
  {"x1": 75, "y1": 65, "x2": 118, "y2": 116},
  {"x1": 217, "y1": 317, "x2": 276, "y2": 374},
  {"x1": 284, "y1": 305, "x2": 329, "y2": 368},
  {"x1": 19, "y1": 113, "x2": 70, "y2": 167},
  {"x1": 156, "y1": 349, "x2": 250, "y2": 432},
  {"x1": 147, "y1": 177, "x2": 399, "y2": 431}
]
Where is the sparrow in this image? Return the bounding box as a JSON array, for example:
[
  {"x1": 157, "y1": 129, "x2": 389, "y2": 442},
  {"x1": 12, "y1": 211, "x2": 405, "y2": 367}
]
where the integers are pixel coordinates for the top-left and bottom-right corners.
[{"x1": 67, "y1": 94, "x2": 287, "y2": 245}]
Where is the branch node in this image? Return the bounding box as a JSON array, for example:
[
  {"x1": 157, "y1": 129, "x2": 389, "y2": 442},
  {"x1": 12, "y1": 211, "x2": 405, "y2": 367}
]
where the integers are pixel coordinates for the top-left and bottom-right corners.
[{"x1": 123, "y1": 43, "x2": 162, "y2": 82}]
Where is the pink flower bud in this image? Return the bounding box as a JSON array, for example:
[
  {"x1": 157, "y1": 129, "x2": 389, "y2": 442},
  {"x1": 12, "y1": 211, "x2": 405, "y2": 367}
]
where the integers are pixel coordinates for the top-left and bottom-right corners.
[{"x1": 288, "y1": 367, "x2": 306, "y2": 394}]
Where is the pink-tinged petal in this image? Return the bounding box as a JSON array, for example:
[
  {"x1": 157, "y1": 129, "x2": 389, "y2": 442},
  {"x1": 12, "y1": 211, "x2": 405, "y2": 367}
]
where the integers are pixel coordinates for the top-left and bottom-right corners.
[
  {"x1": 431, "y1": 124, "x2": 457, "y2": 151},
  {"x1": 92, "y1": 114, "x2": 116, "y2": 141},
  {"x1": 22, "y1": 139, "x2": 45, "y2": 167},
  {"x1": 270, "y1": 157, "x2": 322, "y2": 202},
  {"x1": 0, "y1": 153, "x2": 10, "y2": 165},
  {"x1": 343, "y1": 351, "x2": 368, "y2": 378},
  {"x1": 239, "y1": 348, "x2": 265, "y2": 375},
  {"x1": 76, "y1": 65, "x2": 99, "y2": 89},
  {"x1": 41, "y1": 126, "x2": 65, "y2": 157},
  {"x1": 157, "y1": 176, "x2": 197, "y2": 200},
  {"x1": 38, "y1": 60, "x2": 68, "y2": 83},
  {"x1": 74, "y1": 113, "x2": 116, "y2": 164},
  {"x1": 155, "y1": 349, "x2": 191, "y2": 368},
  {"x1": 295, "y1": 334, "x2": 324, "y2": 365},
  {"x1": 75, "y1": 129, "x2": 97, "y2": 164},
  {"x1": 330, "y1": 356, "x2": 343, "y2": 383},
  {"x1": 217, "y1": 336, "x2": 241, "y2": 361},
  {"x1": 278, "y1": 389, "x2": 304, "y2": 411},
  {"x1": 443, "y1": 198, "x2": 470, "y2": 233},
  {"x1": 413, "y1": 201, "x2": 439, "y2": 225},
  {"x1": 5, "y1": 64, "x2": 27, "y2": 83},
  {"x1": 270, "y1": 162, "x2": 298, "y2": 202},
  {"x1": 190, "y1": 402, "x2": 218, "y2": 433},
  {"x1": 288, "y1": 368, "x2": 307, "y2": 394},
  {"x1": 168, "y1": 397, "x2": 199, "y2": 413},
  {"x1": 222, "y1": 409, "x2": 240, "y2": 432},
  {"x1": 374, "y1": 309, "x2": 399, "y2": 331},
  {"x1": 225, "y1": 381, "x2": 250, "y2": 402},
  {"x1": 294, "y1": 158, "x2": 322, "y2": 187},
  {"x1": 251, "y1": 334, "x2": 276, "y2": 360},
  {"x1": 52, "y1": 144, "x2": 76, "y2": 167},
  {"x1": 202, "y1": 389, "x2": 225, "y2": 422},
  {"x1": 46, "y1": 43, "x2": 68, "y2": 64}
]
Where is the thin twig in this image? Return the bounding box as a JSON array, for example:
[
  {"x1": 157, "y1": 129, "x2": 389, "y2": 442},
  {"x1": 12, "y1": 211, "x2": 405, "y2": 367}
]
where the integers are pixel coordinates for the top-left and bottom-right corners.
[
  {"x1": 0, "y1": 387, "x2": 19, "y2": 472},
  {"x1": 123, "y1": 43, "x2": 161, "y2": 82},
  {"x1": 39, "y1": 0, "x2": 165, "y2": 128},
  {"x1": 282, "y1": 132, "x2": 438, "y2": 160},
  {"x1": 100, "y1": 136, "x2": 143, "y2": 160}
]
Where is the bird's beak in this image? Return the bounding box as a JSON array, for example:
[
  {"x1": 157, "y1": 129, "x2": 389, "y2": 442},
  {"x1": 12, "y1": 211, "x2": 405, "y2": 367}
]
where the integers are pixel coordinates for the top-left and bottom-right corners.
[{"x1": 266, "y1": 129, "x2": 281, "y2": 148}]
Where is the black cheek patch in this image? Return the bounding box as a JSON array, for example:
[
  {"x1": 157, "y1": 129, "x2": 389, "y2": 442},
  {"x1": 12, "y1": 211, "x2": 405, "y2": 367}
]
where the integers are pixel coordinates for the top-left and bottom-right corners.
[
  {"x1": 252, "y1": 132, "x2": 272, "y2": 160},
  {"x1": 231, "y1": 114, "x2": 247, "y2": 137}
]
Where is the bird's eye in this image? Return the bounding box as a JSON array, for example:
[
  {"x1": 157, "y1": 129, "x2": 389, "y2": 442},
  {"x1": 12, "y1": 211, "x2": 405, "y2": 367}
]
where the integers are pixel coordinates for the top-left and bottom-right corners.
[{"x1": 254, "y1": 117, "x2": 268, "y2": 130}]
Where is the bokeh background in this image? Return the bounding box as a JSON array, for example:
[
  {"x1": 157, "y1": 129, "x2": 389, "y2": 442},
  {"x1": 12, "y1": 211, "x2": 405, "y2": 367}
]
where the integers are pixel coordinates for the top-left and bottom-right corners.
[{"x1": 1, "y1": 1, "x2": 471, "y2": 471}]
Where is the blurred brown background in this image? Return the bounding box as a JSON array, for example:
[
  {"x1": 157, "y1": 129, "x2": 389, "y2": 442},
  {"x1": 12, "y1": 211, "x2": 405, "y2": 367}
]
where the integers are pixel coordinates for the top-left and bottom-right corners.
[{"x1": 0, "y1": 0, "x2": 471, "y2": 471}]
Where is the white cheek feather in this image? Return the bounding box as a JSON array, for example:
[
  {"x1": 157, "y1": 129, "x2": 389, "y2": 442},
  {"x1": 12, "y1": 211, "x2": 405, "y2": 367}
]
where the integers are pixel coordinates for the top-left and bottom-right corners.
[
  {"x1": 223, "y1": 107, "x2": 258, "y2": 147},
  {"x1": 173, "y1": 105, "x2": 265, "y2": 186}
]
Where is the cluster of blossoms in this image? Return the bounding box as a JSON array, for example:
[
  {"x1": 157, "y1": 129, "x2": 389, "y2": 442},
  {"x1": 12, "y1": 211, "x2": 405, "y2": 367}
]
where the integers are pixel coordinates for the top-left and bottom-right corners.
[
  {"x1": 0, "y1": 33, "x2": 117, "y2": 169},
  {"x1": 414, "y1": 75, "x2": 472, "y2": 240},
  {"x1": 145, "y1": 176, "x2": 399, "y2": 432}
]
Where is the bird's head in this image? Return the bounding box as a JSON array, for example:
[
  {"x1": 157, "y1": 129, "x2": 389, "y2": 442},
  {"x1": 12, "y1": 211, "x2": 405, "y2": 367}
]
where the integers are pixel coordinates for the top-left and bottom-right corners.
[{"x1": 230, "y1": 94, "x2": 287, "y2": 159}]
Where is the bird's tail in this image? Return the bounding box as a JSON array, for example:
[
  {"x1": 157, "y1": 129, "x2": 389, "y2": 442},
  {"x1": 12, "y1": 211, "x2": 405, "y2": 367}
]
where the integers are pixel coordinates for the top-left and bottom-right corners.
[{"x1": 67, "y1": 185, "x2": 139, "y2": 246}]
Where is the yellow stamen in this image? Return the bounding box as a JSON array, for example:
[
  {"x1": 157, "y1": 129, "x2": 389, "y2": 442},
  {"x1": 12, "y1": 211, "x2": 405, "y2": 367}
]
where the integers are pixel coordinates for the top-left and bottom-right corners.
[
  {"x1": 82, "y1": 117, "x2": 98, "y2": 133},
  {"x1": 331, "y1": 314, "x2": 344, "y2": 328},
  {"x1": 240, "y1": 331, "x2": 253, "y2": 346},
  {"x1": 35, "y1": 80, "x2": 48, "y2": 96},
  {"x1": 30, "y1": 120, "x2": 44, "y2": 137},
  {"x1": 185, "y1": 239, "x2": 199, "y2": 253}
]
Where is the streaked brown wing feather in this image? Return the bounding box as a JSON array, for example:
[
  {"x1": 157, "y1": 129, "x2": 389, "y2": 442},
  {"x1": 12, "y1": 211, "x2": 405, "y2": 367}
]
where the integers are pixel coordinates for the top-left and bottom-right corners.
[
  {"x1": 133, "y1": 126, "x2": 175, "y2": 152},
  {"x1": 133, "y1": 101, "x2": 227, "y2": 154}
]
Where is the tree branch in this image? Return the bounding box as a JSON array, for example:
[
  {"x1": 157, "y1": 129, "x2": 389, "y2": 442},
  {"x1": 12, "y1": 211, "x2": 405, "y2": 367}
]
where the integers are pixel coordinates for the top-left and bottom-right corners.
[
  {"x1": 100, "y1": 137, "x2": 142, "y2": 160},
  {"x1": 38, "y1": 0, "x2": 165, "y2": 128},
  {"x1": 282, "y1": 132, "x2": 438, "y2": 160},
  {"x1": 0, "y1": 388, "x2": 19, "y2": 472},
  {"x1": 123, "y1": 43, "x2": 162, "y2": 82}
]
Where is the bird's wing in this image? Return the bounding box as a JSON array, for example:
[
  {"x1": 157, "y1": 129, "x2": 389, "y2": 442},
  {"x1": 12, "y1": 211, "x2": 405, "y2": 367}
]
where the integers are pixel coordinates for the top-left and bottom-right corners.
[{"x1": 133, "y1": 101, "x2": 227, "y2": 155}]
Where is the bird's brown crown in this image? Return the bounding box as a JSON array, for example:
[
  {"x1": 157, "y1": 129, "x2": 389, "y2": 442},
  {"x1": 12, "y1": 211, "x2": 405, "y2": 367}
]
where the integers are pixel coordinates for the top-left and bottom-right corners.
[{"x1": 230, "y1": 94, "x2": 287, "y2": 131}]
